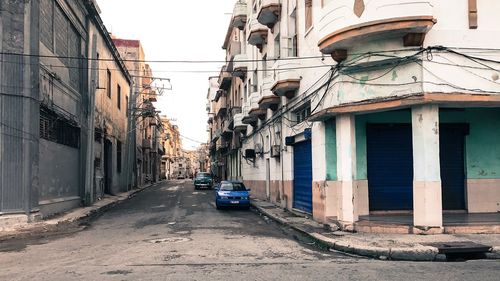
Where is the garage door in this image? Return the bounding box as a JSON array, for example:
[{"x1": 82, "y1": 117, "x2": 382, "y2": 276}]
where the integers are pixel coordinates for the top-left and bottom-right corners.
[
  {"x1": 440, "y1": 124, "x2": 467, "y2": 210},
  {"x1": 293, "y1": 140, "x2": 313, "y2": 213},
  {"x1": 367, "y1": 124, "x2": 414, "y2": 211}
]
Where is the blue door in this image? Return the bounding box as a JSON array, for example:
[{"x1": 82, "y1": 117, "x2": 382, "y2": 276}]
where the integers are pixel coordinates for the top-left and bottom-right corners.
[
  {"x1": 367, "y1": 124, "x2": 414, "y2": 211},
  {"x1": 440, "y1": 124, "x2": 467, "y2": 210},
  {"x1": 293, "y1": 140, "x2": 313, "y2": 213}
]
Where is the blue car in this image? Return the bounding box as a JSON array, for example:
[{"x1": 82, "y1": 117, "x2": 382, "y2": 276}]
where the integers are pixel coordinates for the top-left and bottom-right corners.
[{"x1": 215, "y1": 181, "x2": 250, "y2": 210}]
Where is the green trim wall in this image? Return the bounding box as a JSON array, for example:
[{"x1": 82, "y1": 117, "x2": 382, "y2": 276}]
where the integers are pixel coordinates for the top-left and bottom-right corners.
[
  {"x1": 349, "y1": 108, "x2": 500, "y2": 181},
  {"x1": 440, "y1": 108, "x2": 500, "y2": 179},
  {"x1": 325, "y1": 119, "x2": 337, "y2": 181}
]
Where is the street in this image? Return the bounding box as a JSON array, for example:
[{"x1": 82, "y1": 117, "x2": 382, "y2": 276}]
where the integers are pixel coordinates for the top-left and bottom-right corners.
[{"x1": 0, "y1": 180, "x2": 498, "y2": 281}]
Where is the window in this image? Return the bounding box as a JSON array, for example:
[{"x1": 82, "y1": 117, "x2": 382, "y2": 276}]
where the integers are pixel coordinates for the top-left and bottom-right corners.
[
  {"x1": 252, "y1": 71, "x2": 258, "y2": 92},
  {"x1": 125, "y1": 96, "x2": 129, "y2": 116},
  {"x1": 274, "y1": 33, "x2": 281, "y2": 58},
  {"x1": 294, "y1": 103, "x2": 311, "y2": 124},
  {"x1": 117, "y1": 84, "x2": 122, "y2": 109},
  {"x1": 262, "y1": 55, "x2": 267, "y2": 77},
  {"x1": 117, "y1": 140, "x2": 122, "y2": 173},
  {"x1": 288, "y1": 7, "x2": 298, "y2": 57},
  {"x1": 305, "y1": 0, "x2": 313, "y2": 31},
  {"x1": 107, "y1": 70, "x2": 112, "y2": 98},
  {"x1": 40, "y1": 106, "x2": 80, "y2": 148}
]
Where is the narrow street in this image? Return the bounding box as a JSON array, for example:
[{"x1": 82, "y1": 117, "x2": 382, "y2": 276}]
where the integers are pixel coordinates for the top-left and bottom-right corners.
[{"x1": 0, "y1": 180, "x2": 498, "y2": 281}]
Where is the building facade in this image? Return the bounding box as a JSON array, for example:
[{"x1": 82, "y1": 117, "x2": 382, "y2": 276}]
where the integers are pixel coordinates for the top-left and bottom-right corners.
[
  {"x1": 0, "y1": 0, "x2": 133, "y2": 224},
  {"x1": 113, "y1": 38, "x2": 162, "y2": 186},
  {"x1": 210, "y1": 0, "x2": 500, "y2": 233}
]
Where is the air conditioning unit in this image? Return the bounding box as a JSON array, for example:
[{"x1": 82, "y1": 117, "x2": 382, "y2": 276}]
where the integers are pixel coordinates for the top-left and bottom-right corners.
[
  {"x1": 271, "y1": 145, "x2": 280, "y2": 158},
  {"x1": 245, "y1": 149, "x2": 256, "y2": 159},
  {"x1": 285, "y1": 136, "x2": 295, "y2": 146}
]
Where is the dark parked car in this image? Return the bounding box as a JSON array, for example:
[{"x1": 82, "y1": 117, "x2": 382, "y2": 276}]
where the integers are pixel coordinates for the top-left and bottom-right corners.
[
  {"x1": 194, "y1": 172, "x2": 213, "y2": 190},
  {"x1": 215, "y1": 181, "x2": 250, "y2": 210}
]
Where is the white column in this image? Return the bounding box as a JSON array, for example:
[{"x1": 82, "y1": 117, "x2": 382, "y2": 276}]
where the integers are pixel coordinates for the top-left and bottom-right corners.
[
  {"x1": 312, "y1": 122, "x2": 327, "y2": 222},
  {"x1": 412, "y1": 105, "x2": 443, "y2": 228},
  {"x1": 336, "y1": 114, "x2": 358, "y2": 223}
]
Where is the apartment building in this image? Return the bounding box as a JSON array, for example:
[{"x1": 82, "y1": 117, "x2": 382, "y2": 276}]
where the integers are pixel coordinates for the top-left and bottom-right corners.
[
  {"x1": 160, "y1": 116, "x2": 183, "y2": 179},
  {"x1": 113, "y1": 39, "x2": 162, "y2": 186},
  {"x1": 211, "y1": 0, "x2": 500, "y2": 233}
]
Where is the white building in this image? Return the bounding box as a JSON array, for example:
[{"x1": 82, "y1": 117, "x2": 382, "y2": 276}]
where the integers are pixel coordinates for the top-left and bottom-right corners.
[{"x1": 211, "y1": 0, "x2": 500, "y2": 234}]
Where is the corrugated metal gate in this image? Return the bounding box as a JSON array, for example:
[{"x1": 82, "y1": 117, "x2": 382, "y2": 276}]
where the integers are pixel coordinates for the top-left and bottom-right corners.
[
  {"x1": 293, "y1": 140, "x2": 313, "y2": 213},
  {"x1": 440, "y1": 124, "x2": 467, "y2": 210},
  {"x1": 367, "y1": 124, "x2": 414, "y2": 211}
]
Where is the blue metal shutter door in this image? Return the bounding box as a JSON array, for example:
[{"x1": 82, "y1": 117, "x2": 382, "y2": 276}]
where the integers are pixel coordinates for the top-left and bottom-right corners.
[
  {"x1": 293, "y1": 140, "x2": 313, "y2": 213},
  {"x1": 367, "y1": 124, "x2": 414, "y2": 211}
]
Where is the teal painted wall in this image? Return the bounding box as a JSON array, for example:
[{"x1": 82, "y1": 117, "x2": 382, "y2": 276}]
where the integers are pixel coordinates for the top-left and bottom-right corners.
[
  {"x1": 440, "y1": 108, "x2": 500, "y2": 179},
  {"x1": 351, "y1": 108, "x2": 500, "y2": 181},
  {"x1": 355, "y1": 110, "x2": 412, "y2": 180},
  {"x1": 325, "y1": 119, "x2": 337, "y2": 181}
]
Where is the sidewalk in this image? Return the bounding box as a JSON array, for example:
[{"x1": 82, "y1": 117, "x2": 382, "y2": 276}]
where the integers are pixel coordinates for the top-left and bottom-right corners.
[
  {"x1": 0, "y1": 182, "x2": 159, "y2": 240},
  {"x1": 251, "y1": 199, "x2": 500, "y2": 261}
]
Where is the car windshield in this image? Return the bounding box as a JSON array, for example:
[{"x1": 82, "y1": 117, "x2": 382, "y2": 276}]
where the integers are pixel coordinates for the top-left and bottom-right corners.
[
  {"x1": 220, "y1": 182, "x2": 247, "y2": 191},
  {"x1": 196, "y1": 173, "x2": 211, "y2": 179}
]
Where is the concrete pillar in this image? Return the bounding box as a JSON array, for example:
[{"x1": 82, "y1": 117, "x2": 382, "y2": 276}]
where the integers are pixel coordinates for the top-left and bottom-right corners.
[
  {"x1": 312, "y1": 122, "x2": 327, "y2": 222},
  {"x1": 412, "y1": 105, "x2": 442, "y2": 228},
  {"x1": 336, "y1": 114, "x2": 358, "y2": 223}
]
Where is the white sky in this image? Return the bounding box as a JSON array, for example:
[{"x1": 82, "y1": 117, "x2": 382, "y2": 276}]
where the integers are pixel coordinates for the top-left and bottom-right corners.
[{"x1": 97, "y1": 0, "x2": 234, "y2": 150}]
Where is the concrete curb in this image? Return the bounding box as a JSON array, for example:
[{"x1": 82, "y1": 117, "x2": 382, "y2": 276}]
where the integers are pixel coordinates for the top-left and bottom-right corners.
[
  {"x1": 251, "y1": 200, "x2": 499, "y2": 261},
  {"x1": 0, "y1": 182, "x2": 158, "y2": 240}
]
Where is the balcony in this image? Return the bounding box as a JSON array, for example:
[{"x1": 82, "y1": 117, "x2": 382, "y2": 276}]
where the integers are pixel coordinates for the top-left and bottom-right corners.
[
  {"x1": 257, "y1": 0, "x2": 281, "y2": 28},
  {"x1": 248, "y1": 15, "x2": 268, "y2": 50},
  {"x1": 216, "y1": 96, "x2": 227, "y2": 117},
  {"x1": 232, "y1": 1, "x2": 247, "y2": 30},
  {"x1": 318, "y1": 0, "x2": 435, "y2": 56},
  {"x1": 233, "y1": 113, "x2": 247, "y2": 132},
  {"x1": 271, "y1": 60, "x2": 301, "y2": 98},
  {"x1": 241, "y1": 104, "x2": 257, "y2": 125},
  {"x1": 233, "y1": 54, "x2": 248, "y2": 79},
  {"x1": 259, "y1": 76, "x2": 280, "y2": 111},
  {"x1": 218, "y1": 65, "x2": 232, "y2": 91},
  {"x1": 222, "y1": 122, "x2": 233, "y2": 139},
  {"x1": 248, "y1": 91, "x2": 267, "y2": 120}
]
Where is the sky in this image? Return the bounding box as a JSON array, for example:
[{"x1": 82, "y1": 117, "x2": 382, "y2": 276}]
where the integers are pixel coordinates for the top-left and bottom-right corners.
[{"x1": 97, "y1": 0, "x2": 235, "y2": 150}]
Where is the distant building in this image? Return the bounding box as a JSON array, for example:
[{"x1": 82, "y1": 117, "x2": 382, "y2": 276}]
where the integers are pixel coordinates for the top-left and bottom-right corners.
[{"x1": 113, "y1": 39, "x2": 162, "y2": 186}]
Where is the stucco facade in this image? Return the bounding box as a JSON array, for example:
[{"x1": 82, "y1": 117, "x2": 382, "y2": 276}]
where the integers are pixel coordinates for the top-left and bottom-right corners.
[{"x1": 211, "y1": 0, "x2": 500, "y2": 233}]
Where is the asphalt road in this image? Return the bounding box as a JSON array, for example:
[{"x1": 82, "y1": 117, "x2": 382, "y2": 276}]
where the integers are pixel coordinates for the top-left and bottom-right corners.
[{"x1": 0, "y1": 180, "x2": 498, "y2": 281}]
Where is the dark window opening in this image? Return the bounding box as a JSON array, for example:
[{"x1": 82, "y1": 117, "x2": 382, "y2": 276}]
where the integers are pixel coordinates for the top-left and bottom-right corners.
[
  {"x1": 117, "y1": 140, "x2": 122, "y2": 173},
  {"x1": 107, "y1": 70, "x2": 112, "y2": 98},
  {"x1": 117, "y1": 84, "x2": 122, "y2": 109},
  {"x1": 40, "y1": 106, "x2": 80, "y2": 148}
]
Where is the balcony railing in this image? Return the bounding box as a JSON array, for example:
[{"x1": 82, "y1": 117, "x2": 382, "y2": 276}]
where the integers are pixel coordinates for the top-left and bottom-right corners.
[
  {"x1": 248, "y1": 14, "x2": 268, "y2": 50},
  {"x1": 258, "y1": 76, "x2": 280, "y2": 111},
  {"x1": 248, "y1": 91, "x2": 266, "y2": 120},
  {"x1": 271, "y1": 60, "x2": 301, "y2": 98},
  {"x1": 232, "y1": 1, "x2": 247, "y2": 30},
  {"x1": 233, "y1": 113, "x2": 247, "y2": 132},
  {"x1": 216, "y1": 96, "x2": 227, "y2": 117},
  {"x1": 257, "y1": 0, "x2": 281, "y2": 28},
  {"x1": 233, "y1": 54, "x2": 248, "y2": 79},
  {"x1": 218, "y1": 65, "x2": 232, "y2": 91},
  {"x1": 318, "y1": 0, "x2": 435, "y2": 55}
]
